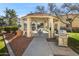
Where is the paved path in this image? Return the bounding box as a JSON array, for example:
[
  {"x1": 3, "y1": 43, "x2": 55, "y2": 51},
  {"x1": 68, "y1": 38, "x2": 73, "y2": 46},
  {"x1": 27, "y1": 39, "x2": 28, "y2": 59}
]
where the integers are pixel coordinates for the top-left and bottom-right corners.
[
  {"x1": 23, "y1": 33, "x2": 54, "y2": 56},
  {"x1": 48, "y1": 42, "x2": 79, "y2": 56},
  {"x1": 23, "y1": 33, "x2": 78, "y2": 56}
]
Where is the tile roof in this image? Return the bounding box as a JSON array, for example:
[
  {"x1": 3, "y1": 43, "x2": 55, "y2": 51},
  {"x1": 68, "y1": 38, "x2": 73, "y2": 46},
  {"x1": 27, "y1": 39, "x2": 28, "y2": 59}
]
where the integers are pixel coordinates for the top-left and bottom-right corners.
[{"x1": 27, "y1": 13, "x2": 50, "y2": 16}]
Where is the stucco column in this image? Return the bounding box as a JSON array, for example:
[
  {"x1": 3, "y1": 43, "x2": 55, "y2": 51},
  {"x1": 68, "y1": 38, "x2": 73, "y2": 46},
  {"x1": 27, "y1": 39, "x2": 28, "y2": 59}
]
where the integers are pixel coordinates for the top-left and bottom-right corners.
[
  {"x1": 36, "y1": 23, "x2": 38, "y2": 31},
  {"x1": 27, "y1": 17, "x2": 32, "y2": 38},
  {"x1": 50, "y1": 17, "x2": 54, "y2": 38},
  {"x1": 57, "y1": 21, "x2": 60, "y2": 34},
  {"x1": 48, "y1": 18, "x2": 51, "y2": 38},
  {"x1": 44, "y1": 21, "x2": 46, "y2": 30},
  {"x1": 48, "y1": 17, "x2": 54, "y2": 38},
  {"x1": 20, "y1": 18, "x2": 24, "y2": 31}
]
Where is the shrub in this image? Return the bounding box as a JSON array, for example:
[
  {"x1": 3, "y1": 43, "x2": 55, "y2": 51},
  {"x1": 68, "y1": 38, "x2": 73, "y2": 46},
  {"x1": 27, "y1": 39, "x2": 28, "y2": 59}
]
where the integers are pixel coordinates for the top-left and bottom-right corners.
[
  {"x1": 0, "y1": 27, "x2": 4, "y2": 33},
  {"x1": 4, "y1": 26, "x2": 18, "y2": 33},
  {"x1": 11, "y1": 26, "x2": 18, "y2": 32},
  {"x1": 72, "y1": 27, "x2": 79, "y2": 33},
  {"x1": 67, "y1": 27, "x2": 79, "y2": 33},
  {"x1": 4, "y1": 26, "x2": 10, "y2": 33}
]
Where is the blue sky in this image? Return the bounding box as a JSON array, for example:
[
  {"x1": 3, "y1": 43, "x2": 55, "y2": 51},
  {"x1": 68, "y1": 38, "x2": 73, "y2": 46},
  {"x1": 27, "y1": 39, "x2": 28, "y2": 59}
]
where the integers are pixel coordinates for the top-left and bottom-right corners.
[
  {"x1": 0, "y1": 3, "x2": 63, "y2": 18},
  {"x1": 0, "y1": 3, "x2": 49, "y2": 18}
]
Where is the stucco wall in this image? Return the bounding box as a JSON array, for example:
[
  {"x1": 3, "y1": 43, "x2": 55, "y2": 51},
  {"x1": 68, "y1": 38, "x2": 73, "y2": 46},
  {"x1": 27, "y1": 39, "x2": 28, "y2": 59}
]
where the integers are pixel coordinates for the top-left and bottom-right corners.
[{"x1": 72, "y1": 17, "x2": 79, "y2": 28}]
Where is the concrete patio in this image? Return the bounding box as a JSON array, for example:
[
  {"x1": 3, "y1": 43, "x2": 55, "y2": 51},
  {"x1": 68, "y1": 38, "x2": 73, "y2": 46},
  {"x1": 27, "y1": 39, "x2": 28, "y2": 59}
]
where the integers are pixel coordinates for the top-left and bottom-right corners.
[
  {"x1": 23, "y1": 33, "x2": 53, "y2": 56},
  {"x1": 23, "y1": 33, "x2": 78, "y2": 56}
]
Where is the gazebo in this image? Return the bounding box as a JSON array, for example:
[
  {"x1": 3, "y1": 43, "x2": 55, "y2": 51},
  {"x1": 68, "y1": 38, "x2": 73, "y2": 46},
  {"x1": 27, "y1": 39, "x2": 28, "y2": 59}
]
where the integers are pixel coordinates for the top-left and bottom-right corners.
[{"x1": 20, "y1": 13, "x2": 60, "y2": 39}]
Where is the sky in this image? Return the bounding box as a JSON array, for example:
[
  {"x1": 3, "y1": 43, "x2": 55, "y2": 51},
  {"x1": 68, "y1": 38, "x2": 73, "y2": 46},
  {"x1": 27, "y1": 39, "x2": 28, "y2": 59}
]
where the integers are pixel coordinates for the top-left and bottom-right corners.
[
  {"x1": 0, "y1": 3, "x2": 49, "y2": 18},
  {"x1": 0, "y1": 3, "x2": 78, "y2": 18},
  {"x1": 0, "y1": 3, "x2": 63, "y2": 18}
]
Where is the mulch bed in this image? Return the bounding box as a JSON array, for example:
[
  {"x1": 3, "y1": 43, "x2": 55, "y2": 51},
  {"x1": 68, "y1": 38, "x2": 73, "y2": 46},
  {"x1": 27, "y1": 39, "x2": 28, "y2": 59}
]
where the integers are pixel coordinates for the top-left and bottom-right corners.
[
  {"x1": 4, "y1": 31, "x2": 33, "y2": 56},
  {"x1": 9, "y1": 36, "x2": 33, "y2": 56},
  {"x1": 4, "y1": 33, "x2": 16, "y2": 40}
]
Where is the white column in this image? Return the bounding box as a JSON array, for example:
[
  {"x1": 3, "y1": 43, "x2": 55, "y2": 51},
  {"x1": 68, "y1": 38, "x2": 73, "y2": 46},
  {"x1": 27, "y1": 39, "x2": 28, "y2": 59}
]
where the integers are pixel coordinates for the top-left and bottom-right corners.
[
  {"x1": 57, "y1": 21, "x2": 60, "y2": 34},
  {"x1": 36, "y1": 23, "x2": 38, "y2": 31},
  {"x1": 50, "y1": 17, "x2": 54, "y2": 38},
  {"x1": 27, "y1": 17, "x2": 32, "y2": 38},
  {"x1": 48, "y1": 19, "x2": 51, "y2": 38},
  {"x1": 48, "y1": 17, "x2": 54, "y2": 38},
  {"x1": 20, "y1": 18, "x2": 24, "y2": 31},
  {"x1": 44, "y1": 21, "x2": 46, "y2": 30}
]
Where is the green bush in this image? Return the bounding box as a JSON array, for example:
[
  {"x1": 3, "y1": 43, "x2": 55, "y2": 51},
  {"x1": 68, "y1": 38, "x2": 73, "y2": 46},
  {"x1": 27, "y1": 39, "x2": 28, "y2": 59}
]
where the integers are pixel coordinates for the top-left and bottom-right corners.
[
  {"x1": 68, "y1": 37, "x2": 79, "y2": 54},
  {"x1": 67, "y1": 27, "x2": 79, "y2": 33},
  {"x1": 72, "y1": 28, "x2": 79, "y2": 33},
  {"x1": 4, "y1": 27, "x2": 10, "y2": 33},
  {"x1": 4, "y1": 26, "x2": 18, "y2": 33},
  {"x1": 0, "y1": 27, "x2": 4, "y2": 33}
]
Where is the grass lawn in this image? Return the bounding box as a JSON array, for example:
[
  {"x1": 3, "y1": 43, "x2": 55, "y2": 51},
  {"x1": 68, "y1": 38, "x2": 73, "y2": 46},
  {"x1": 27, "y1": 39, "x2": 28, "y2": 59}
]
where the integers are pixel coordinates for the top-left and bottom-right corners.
[
  {"x1": 68, "y1": 33, "x2": 79, "y2": 54},
  {"x1": 0, "y1": 36, "x2": 9, "y2": 56},
  {"x1": 68, "y1": 33, "x2": 79, "y2": 41}
]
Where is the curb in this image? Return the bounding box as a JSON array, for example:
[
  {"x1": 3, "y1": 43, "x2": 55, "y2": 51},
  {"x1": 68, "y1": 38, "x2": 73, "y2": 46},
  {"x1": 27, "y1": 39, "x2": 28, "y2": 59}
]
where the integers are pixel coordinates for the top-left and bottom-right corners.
[{"x1": 3, "y1": 35, "x2": 15, "y2": 56}]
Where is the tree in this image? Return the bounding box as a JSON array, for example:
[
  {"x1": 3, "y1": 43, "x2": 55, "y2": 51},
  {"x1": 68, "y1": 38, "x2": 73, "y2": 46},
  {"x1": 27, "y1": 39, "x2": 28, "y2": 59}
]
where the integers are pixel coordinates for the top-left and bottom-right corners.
[
  {"x1": 0, "y1": 16, "x2": 5, "y2": 33},
  {"x1": 0, "y1": 16, "x2": 5, "y2": 26},
  {"x1": 48, "y1": 3, "x2": 56, "y2": 15},
  {"x1": 48, "y1": 3, "x2": 79, "y2": 32},
  {"x1": 61, "y1": 3, "x2": 79, "y2": 31},
  {"x1": 36, "y1": 6, "x2": 45, "y2": 13},
  {"x1": 4, "y1": 8, "x2": 17, "y2": 26}
]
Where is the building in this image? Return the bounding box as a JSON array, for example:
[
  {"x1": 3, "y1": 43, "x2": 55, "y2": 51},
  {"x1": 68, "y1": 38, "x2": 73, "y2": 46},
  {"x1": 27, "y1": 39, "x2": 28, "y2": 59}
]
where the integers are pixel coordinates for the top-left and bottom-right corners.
[{"x1": 20, "y1": 13, "x2": 79, "y2": 38}]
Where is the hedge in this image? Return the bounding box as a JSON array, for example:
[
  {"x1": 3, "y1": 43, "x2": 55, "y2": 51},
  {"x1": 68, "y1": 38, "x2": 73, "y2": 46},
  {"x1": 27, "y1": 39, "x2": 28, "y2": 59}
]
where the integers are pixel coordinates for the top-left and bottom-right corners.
[
  {"x1": 0, "y1": 26, "x2": 18, "y2": 33},
  {"x1": 68, "y1": 37, "x2": 79, "y2": 54},
  {"x1": 67, "y1": 27, "x2": 79, "y2": 33}
]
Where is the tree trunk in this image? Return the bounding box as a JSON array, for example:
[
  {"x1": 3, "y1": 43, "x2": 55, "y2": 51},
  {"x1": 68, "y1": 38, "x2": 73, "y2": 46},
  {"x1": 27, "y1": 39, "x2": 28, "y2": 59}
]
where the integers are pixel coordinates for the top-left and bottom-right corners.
[{"x1": 69, "y1": 23, "x2": 72, "y2": 32}]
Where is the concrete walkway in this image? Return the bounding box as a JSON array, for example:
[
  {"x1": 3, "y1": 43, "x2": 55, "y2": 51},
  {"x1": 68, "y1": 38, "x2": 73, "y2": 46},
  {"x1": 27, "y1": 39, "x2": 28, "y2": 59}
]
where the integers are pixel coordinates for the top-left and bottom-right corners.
[
  {"x1": 23, "y1": 33, "x2": 79, "y2": 56},
  {"x1": 23, "y1": 33, "x2": 54, "y2": 56},
  {"x1": 48, "y1": 42, "x2": 79, "y2": 56}
]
